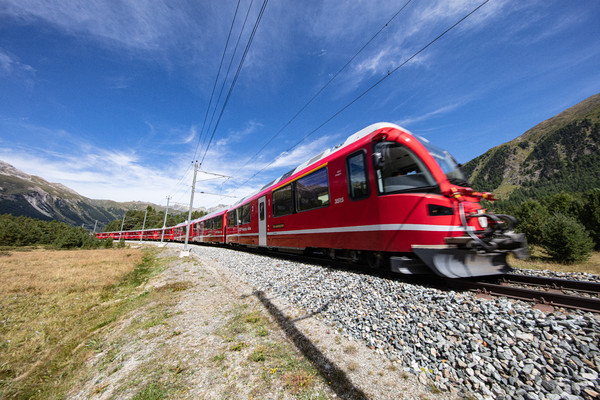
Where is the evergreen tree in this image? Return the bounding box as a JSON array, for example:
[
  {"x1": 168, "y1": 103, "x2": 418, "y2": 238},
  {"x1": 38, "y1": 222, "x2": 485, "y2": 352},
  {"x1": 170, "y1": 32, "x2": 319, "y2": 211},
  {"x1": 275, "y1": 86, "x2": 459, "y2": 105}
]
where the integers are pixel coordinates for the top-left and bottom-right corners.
[
  {"x1": 541, "y1": 213, "x2": 594, "y2": 263},
  {"x1": 580, "y1": 188, "x2": 600, "y2": 249},
  {"x1": 514, "y1": 200, "x2": 549, "y2": 245}
]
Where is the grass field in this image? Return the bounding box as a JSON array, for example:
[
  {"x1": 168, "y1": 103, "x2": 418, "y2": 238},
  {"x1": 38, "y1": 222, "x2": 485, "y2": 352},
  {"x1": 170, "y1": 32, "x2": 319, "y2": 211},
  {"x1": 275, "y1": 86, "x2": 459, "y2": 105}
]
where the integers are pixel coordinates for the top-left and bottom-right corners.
[
  {"x1": 0, "y1": 245, "x2": 597, "y2": 399},
  {"x1": 0, "y1": 247, "x2": 164, "y2": 399},
  {"x1": 510, "y1": 248, "x2": 600, "y2": 275}
]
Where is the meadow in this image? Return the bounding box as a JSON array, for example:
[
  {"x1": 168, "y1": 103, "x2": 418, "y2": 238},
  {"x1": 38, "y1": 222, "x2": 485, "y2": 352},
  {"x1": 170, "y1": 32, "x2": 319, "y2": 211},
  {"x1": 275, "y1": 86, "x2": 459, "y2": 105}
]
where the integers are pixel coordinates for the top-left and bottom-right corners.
[{"x1": 0, "y1": 247, "x2": 161, "y2": 399}]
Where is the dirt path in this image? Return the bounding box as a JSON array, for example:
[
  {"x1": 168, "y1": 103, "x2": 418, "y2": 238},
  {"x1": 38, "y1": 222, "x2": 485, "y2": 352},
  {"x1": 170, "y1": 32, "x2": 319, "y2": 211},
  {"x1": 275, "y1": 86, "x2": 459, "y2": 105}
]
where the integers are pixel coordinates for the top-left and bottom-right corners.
[{"x1": 67, "y1": 245, "x2": 456, "y2": 399}]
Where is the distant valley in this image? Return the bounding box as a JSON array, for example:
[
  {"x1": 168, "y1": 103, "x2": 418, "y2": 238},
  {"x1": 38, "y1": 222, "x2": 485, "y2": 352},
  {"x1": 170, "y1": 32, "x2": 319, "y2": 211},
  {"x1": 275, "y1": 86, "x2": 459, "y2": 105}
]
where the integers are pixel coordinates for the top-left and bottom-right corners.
[{"x1": 0, "y1": 161, "x2": 189, "y2": 231}]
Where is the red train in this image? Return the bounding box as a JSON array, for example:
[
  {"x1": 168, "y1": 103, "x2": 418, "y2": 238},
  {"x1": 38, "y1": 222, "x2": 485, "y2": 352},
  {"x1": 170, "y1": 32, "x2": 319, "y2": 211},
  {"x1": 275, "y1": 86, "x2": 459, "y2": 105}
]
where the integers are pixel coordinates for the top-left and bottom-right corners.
[{"x1": 97, "y1": 123, "x2": 527, "y2": 278}]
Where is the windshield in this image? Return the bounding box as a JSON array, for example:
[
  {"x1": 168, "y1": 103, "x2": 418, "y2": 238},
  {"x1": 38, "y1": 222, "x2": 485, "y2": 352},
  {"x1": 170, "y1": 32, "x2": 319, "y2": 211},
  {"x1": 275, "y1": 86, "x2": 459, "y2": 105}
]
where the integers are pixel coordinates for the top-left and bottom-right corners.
[
  {"x1": 373, "y1": 141, "x2": 438, "y2": 194},
  {"x1": 418, "y1": 137, "x2": 469, "y2": 186}
]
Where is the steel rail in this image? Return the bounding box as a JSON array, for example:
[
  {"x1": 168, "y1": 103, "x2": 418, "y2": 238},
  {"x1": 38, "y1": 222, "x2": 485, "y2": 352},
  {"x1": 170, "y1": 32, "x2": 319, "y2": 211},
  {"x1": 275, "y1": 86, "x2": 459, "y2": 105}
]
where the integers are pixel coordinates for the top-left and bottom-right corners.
[
  {"x1": 448, "y1": 279, "x2": 600, "y2": 313},
  {"x1": 500, "y1": 274, "x2": 600, "y2": 294}
]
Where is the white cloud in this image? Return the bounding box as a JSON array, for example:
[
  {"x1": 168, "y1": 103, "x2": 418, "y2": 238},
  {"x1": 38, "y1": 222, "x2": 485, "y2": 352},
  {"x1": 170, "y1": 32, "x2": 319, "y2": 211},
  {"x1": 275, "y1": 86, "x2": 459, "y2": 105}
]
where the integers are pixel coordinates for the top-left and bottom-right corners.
[
  {"x1": 267, "y1": 136, "x2": 332, "y2": 170},
  {"x1": 0, "y1": 48, "x2": 35, "y2": 77},
  {"x1": 215, "y1": 120, "x2": 263, "y2": 147},
  {"x1": 1, "y1": 0, "x2": 183, "y2": 52},
  {"x1": 395, "y1": 103, "x2": 462, "y2": 127},
  {"x1": 183, "y1": 126, "x2": 197, "y2": 144}
]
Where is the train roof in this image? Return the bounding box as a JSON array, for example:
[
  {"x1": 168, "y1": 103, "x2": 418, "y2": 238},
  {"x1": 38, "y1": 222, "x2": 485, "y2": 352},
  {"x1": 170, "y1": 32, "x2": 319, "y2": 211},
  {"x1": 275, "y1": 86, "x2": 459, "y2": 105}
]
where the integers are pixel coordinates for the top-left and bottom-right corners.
[
  {"x1": 231, "y1": 122, "x2": 409, "y2": 207},
  {"x1": 189, "y1": 207, "x2": 228, "y2": 224}
]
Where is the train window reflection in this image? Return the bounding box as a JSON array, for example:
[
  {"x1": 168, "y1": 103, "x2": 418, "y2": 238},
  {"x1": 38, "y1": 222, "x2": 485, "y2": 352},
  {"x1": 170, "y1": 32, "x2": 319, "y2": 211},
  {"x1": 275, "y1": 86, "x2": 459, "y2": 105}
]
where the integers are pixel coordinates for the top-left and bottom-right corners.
[
  {"x1": 240, "y1": 204, "x2": 251, "y2": 225},
  {"x1": 296, "y1": 167, "x2": 329, "y2": 212},
  {"x1": 273, "y1": 184, "x2": 293, "y2": 217},
  {"x1": 228, "y1": 209, "x2": 237, "y2": 226},
  {"x1": 347, "y1": 151, "x2": 369, "y2": 200},
  {"x1": 373, "y1": 142, "x2": 436, "y2": 194}
]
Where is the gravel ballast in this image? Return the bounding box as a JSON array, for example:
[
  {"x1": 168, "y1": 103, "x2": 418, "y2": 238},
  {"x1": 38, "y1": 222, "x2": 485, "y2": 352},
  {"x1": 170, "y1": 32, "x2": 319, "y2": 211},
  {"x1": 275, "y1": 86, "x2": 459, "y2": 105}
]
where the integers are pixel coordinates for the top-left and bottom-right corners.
[{"x1": 194, "y1": 245, "x2": 600, "y2": 400}]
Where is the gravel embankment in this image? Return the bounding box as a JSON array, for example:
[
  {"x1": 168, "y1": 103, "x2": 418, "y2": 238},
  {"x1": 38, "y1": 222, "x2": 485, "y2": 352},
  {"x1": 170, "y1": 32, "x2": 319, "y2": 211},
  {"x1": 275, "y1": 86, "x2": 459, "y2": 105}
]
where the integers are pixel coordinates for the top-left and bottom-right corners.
[{"x1": 196, "y1": 245, "x2": 600, "y2": 400}]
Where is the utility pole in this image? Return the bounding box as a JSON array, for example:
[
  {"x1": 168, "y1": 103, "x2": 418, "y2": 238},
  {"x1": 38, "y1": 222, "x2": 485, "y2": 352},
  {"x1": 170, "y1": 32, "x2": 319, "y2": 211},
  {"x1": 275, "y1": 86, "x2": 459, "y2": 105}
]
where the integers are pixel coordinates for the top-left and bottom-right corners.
[
  {"x1": 119, "y1": 213, "x2": 126, "y2": 242},
  {"x1": 92, "y1": 220, "x2": 98, "y2": 234},
  {"x1": 160, "y1": 196, "x2": 171, "y2": 245},
  {"x1": 139, "y1": 208, "x2": 148, "y2": 243},
  {"x1": 181, "y1": 161, "x2": 199, "y2": 256}
]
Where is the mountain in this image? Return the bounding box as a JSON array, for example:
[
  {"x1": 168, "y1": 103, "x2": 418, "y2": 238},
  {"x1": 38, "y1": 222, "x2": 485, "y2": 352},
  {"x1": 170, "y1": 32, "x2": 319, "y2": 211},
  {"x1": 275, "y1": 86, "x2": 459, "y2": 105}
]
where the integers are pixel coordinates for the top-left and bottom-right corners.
[
  {"x1": 463, "y1": 92, "x2": 600, "y2": 203},
  {"x1": 0, "y1": 161, "x2": 176, "y2": 230}
]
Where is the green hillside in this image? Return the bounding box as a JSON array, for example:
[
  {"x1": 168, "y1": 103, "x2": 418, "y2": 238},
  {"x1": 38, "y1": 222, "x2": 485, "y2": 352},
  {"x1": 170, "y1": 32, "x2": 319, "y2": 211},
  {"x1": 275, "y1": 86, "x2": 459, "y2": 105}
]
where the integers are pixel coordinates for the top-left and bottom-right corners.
[{"x1": 463, "y1": 92, "x2": 600, "y2": 203}]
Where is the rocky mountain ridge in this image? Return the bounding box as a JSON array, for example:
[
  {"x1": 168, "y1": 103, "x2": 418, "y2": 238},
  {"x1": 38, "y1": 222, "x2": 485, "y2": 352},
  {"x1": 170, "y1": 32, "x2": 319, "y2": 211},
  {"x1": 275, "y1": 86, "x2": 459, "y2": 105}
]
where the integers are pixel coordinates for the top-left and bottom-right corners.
[{"x1": 0, "y1": 160, "x2": 199, "y2": 230}]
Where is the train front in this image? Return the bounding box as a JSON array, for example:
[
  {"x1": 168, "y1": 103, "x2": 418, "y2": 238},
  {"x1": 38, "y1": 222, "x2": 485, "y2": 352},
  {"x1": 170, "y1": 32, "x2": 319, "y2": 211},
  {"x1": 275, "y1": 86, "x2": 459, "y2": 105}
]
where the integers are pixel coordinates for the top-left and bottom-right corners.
[{"x1": 373, "y1": 126, "x2": 528, "y2": 278}]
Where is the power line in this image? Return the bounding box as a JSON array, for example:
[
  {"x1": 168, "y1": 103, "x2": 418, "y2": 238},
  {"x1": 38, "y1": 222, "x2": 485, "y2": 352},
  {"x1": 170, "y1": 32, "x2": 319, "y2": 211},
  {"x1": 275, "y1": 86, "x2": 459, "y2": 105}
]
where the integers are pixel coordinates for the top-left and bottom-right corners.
[
  {"x1": 199, "y1": 0, "x2": 269, "y2": 165},
  {"x1": 192, "y1": 0, "x2": 242, "y2": 163},
  {"x1": 228, "y1": 0, "x2": 414, "y2": 180},
  {"x1": 201, "y1": 0, "x2": 256, "y2": 157},
  {"x1": 235, "y1": 0, "x2": 490, "y2": 189},
  {"x1": 167, "y1": 2, "x2": 242, "y2": 200}
]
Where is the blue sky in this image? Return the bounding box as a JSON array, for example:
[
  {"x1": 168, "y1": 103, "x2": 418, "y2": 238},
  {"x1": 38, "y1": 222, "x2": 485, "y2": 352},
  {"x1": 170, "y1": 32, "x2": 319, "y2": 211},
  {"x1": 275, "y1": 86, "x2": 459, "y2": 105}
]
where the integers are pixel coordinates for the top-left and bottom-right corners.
[{"x1": 1, "y1": 0, "x2": 599, "y2": 210}]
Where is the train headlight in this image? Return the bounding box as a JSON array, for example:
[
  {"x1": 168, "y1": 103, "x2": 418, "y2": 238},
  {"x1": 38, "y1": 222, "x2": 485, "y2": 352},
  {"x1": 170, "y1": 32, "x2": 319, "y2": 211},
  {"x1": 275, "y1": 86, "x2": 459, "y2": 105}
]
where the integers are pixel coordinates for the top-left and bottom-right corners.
[{"x1": 477, "y1": 209, "x2": 488, "y2": 228}]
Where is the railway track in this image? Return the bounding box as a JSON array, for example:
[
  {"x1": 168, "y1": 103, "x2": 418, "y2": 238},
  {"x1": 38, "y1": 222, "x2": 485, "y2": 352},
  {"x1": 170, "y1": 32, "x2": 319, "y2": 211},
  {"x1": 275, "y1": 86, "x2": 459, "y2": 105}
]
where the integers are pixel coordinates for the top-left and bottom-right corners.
[
  {"x1": 185, "y1": 242, "x2": 600, "y2": 313},
  {"x1": 448, "y1": 274, "x2": 600, "y2": 313}
]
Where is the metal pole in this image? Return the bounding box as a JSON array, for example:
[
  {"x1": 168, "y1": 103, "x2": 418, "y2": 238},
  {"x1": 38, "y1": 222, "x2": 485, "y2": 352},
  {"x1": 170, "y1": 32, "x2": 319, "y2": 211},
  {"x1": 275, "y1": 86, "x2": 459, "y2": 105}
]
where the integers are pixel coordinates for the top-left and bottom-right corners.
[
  {"x1": 93, "y1": 220, "x2": 98, "y2": 234},
  {"x1": 182, "y1": 161, "x2": 198, "y2": 254},
  {"x1": 139, "y1": 209, "x2": 148, "y2": 243},
  {"x1": 160, "y1": 196, "x2": 171, "y2": 244},
  {"x1": 119, "y1": 213, "x2": 126, "y2": 242}
]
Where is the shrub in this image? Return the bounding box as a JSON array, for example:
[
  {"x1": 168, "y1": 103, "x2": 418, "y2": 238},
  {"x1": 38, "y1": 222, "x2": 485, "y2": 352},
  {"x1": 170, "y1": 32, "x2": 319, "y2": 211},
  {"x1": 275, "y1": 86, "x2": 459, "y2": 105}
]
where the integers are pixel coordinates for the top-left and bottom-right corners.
[
  {"x1": 579, "y1": 188, "x2": 600, "y2": 249},
  {"x1": 540, "y1": 213, "x2": 594, "y2": 263},
  {"x1": 515, "y1": 200, "x2": 549, "y2": 245}
]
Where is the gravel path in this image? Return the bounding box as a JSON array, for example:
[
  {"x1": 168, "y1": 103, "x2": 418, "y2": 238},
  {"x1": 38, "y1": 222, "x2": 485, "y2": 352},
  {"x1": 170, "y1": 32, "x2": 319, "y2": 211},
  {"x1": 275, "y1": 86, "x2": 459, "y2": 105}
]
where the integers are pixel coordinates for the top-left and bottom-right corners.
[
  {"x1": 193, "y1": 244, "x2": 600, "y2": 400},
  {"x1": 70, "y1": 244, "x2": 452, "y2": 399}
]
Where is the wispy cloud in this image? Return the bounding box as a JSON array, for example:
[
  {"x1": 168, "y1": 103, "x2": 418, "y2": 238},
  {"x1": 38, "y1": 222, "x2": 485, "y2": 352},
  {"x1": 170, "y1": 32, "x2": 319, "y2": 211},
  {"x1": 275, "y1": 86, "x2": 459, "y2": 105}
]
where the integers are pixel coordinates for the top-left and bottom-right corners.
[
  {"x1": 0, "y1": 48, "x2": 35, "y2": 79},
  {"x1": 395, "y1": 103, "x2": 464, "y2": 127},
  {"x1": 215, "y1": 120, "x2": 264, "y2": 147},
  {"x1": 0, "y1": 145, "x2": 182, "y2": 204},
  {"x1": 1, "y1": 1, "x2": 180, "y2": 51}
]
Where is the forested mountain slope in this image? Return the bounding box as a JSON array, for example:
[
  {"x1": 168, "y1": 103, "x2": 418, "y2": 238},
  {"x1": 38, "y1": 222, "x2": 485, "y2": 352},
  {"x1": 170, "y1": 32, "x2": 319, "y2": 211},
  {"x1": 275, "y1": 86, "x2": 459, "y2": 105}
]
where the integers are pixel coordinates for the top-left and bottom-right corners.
[{"x1": 463, "y1": 92, "x2": 600, "y2": 204}]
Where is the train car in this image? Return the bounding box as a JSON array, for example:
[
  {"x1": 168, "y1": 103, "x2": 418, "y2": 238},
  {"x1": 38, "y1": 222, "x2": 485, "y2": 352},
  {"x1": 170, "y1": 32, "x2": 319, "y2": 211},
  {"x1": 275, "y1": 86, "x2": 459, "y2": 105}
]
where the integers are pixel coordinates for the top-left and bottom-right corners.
[
  {"x1": 226, "y1": 198, "x2": 258, "y2": 246},
  {"x1": 222, "y1": 122, "x2": 526, "y2": 278},
  {"x1": 191, "y1": 209, "x2": 227, "y2": 244},
  {"x1": 172, "y1": 221, "x2": 188, "y2": 242}
]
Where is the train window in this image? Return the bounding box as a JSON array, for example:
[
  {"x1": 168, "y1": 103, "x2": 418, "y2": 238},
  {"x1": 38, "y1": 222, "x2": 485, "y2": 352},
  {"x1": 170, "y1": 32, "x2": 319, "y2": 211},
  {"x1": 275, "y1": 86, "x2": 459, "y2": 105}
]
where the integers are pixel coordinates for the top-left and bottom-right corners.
[
  {"x1": 228, "y1": 209, "x2": 237, "y2": 226},
  {"x1": 240, "y1": 204, "x2": 251, "y2": 225},
  {"x1": 259, "y1": 202, "x2": 265, "y2": 221},
  {"x1": 346, "y1": 151, "x2": 369, "y2": 200},
  {"x1": 296, "y1": 167, "x2": 330, "y2": 212},
  {"x1": 272, "y1": 184, "x2": 294, "y2": 217},
  {"x1": 373, "y1": 141, "x2": 437, "y2": 194}
]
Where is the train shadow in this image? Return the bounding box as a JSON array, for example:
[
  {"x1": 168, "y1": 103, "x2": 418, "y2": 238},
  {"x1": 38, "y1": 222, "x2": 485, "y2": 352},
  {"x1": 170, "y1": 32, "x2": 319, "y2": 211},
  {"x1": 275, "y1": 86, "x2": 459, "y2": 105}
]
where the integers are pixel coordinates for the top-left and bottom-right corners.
[{"x1": 253, "y1": 290, "x2": 370, "y2": 400}]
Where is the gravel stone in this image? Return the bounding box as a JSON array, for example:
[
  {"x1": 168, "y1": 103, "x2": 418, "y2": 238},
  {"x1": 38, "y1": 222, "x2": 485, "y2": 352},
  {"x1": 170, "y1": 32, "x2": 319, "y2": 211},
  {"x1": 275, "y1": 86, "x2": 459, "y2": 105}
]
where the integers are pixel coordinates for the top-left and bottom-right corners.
[{"x1": 193, "y1": 245, "x2": 600, "y2": 399}]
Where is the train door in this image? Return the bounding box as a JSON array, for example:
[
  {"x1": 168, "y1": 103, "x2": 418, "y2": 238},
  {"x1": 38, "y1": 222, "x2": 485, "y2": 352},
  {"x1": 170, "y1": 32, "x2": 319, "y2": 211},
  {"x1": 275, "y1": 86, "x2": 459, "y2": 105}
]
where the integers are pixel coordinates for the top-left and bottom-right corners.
[{"x1": 258, "y1": 196, "x2": 267, "y2": 246}]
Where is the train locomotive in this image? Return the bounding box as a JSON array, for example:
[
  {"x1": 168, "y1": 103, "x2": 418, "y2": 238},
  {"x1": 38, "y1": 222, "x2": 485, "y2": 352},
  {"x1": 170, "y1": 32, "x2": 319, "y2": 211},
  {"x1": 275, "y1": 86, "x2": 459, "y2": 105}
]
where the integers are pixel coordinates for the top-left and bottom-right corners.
[{"x1": 97, "y1": 122, "x2": 527, "y2": 278}]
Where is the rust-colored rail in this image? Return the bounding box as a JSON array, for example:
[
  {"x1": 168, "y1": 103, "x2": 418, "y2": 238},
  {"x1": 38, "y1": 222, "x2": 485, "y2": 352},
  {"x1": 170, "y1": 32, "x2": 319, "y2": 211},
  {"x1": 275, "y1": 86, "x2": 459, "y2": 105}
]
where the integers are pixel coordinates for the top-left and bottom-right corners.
[
  {"x1": 448, "y1": 276, "x2": 600, "y2": 313},
  {"x1": 500, "y1": 274, "x2": 600, "y2": 294}
]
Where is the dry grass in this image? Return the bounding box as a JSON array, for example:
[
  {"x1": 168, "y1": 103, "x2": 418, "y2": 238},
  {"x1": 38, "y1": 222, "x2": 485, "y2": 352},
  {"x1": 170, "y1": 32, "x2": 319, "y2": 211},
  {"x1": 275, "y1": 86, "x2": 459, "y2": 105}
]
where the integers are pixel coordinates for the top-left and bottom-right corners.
[
  {"x1": 510, "y1": 248, "x2": 600, "y2": 275},
  {"x1": 0, "y1": 247, "x2": 158, "y2": 400},
  {"x1": 0, "y1": 248, "x2": 143, "y2": 294}
]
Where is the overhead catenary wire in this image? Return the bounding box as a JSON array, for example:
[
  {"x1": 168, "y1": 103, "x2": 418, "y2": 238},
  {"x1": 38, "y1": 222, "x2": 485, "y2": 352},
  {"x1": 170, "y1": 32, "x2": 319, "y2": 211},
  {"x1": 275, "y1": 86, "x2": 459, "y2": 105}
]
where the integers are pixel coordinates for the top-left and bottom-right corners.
[
  {"x1": 201, "y1": 0, "x2": 256, "y2": 156},
  {"x1": 166, "y1": 1, "x2": 242, "y2": 202},
  {"x1": 235, "y1": 0, "x2": 490, "y2": 189},
  {"x1": 199, "y1": 0, "x2": 269, "y2": 166},
  {"x1": 192, "y1": 0, "x2": 243, "y2": 163},
  {"x1": 228, "y1": 0, "x2": 414, "y2": 180}
]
